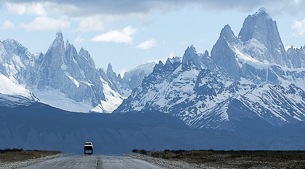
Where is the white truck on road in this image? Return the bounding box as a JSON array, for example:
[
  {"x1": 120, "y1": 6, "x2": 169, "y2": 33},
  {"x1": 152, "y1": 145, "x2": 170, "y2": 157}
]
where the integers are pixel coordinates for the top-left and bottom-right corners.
[{"x1": 84, "y1": 142, "x2": 93, "y2": 155}]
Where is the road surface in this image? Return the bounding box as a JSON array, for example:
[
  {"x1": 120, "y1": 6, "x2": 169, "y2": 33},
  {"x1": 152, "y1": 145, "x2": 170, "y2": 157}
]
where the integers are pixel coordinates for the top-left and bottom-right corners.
[{"x1": 20, "y1": 155, "x2": 167, "y2": 169}]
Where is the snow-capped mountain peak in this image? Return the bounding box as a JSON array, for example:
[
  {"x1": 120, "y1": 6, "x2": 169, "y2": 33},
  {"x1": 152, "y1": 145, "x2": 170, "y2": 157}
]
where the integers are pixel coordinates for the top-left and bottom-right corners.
[
  {"x1": 116, "y1": 8, "x2": 305, "y2": 130},
  {"x1": 166, "y1": 57, "x2": 181, "y2": 65},
  {"x1": 211, "y1": 25, "x2": 240, "y2": 78},
  {"x1": 254, "y1": 7, "x2": 270, "y2": 18},
  {"x1": 56, "y1": 31, "x2": 64, "y2": 40},
  {"x1": 219, "y1": 24, "x2": 238, "y2": 44},
  {"x1": 0, "y1": 32, "x2": 132, "y2": 113},
  {"x1": 182, "y1": 45, "x2": 203, "y2": 70},
  {"x1": 238, "y1": 8, "x2": 288, "y2": 67},
  {"x1": 239, "y1": 8, "x2": 274, "y2": 43},
  {"x1": 123, "y1": 62, "x2": 156, "y2": 89}
]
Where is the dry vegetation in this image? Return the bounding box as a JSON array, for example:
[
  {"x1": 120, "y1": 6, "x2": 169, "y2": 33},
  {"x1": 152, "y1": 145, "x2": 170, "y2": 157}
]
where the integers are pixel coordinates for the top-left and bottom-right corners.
[
  {"x1": 133, "y1": 149, "x2": 305, "y2": 168},
  {"x1": 0, "y1": 148, "x2": 60, "y2": 163}
]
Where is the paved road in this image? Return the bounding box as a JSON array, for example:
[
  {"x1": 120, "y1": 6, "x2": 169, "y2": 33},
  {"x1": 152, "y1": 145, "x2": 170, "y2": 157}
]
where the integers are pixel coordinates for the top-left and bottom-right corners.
[{"x1": 20, "y1": 155, "x2": 167, "y2": 169}]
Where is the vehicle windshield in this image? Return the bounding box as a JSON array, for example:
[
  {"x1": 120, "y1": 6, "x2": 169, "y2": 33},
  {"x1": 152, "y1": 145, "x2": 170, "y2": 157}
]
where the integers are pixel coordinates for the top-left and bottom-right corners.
[{"x1": 84, "y1": 142, "x2": 92, "y2": 145}]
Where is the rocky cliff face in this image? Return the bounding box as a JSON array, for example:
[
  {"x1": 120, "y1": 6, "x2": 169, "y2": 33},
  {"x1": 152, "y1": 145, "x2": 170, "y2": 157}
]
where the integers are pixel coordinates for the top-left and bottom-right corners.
[
  {"x1": 31, "y1": 32, "x2": 108, "y2": 110},
  {"x1": 0, "y1": 32, "x2": 131, "y2": 113},
  {"x1": 239, "y1": 8, "x2": 289, "y2": 67},
  {"x1": 116, "y1": 8, "x2": 305, "y2": 130},
  {"x1": 0, "y1": 39, "x2": 34, "y2": 84}
]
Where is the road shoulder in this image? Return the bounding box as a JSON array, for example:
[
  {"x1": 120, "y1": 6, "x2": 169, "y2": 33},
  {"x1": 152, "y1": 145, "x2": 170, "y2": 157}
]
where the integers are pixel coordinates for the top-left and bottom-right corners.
[
  {"x1": 130, "y1": 154, "x2": 204, "y2": 169},
  {"x1": 0, "y1": 154, "x2": 63, "y2": 169}
]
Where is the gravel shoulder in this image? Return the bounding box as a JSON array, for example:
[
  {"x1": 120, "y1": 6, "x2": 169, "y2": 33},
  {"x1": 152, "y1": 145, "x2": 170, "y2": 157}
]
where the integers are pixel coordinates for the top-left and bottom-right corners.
[
  {"x1": 0, "y1": 149, "x2": 62, "y2": 169},
  {"x1": 131, "y1": 150, "x2": 305, "y2": 169},
  {"x1": 130, "y1": 153, "x2": 206, "y2": 169}
]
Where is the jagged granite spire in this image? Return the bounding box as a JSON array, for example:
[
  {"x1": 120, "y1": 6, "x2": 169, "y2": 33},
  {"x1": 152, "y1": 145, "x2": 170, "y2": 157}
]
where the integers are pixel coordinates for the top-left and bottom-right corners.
[
  {"x1": 56, "y1": 31, "x2": 63, "y2": 40},
  {"x1": 182, "y1": 45, "x2": 202, "y2": 70},
  {"x1": 220, "y1": 24, "x2": 239, "y2": 44},
  {"x1": 239, "y1": 8, "x2": 275, "y2": 44},
  {"x1": 238, "y1": 8, "x2": 289, "y2": 67},
  {"x1": 211, "y1": 24, "x2": 240, "y2": 78},
  {"x1": 34, "y1": 32, "x2": 109, "y2": 110}
]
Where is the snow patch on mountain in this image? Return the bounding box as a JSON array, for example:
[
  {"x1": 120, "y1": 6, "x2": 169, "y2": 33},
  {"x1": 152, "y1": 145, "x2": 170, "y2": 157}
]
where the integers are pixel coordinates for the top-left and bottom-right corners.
[
  {"x1": 64, "y1": 72, "x2": 80, "y2": 88},
  {"x1": 31, "y1": 87, "x2": 92, "y2": 113},
  {"x1": 124, "y1": 62, "x2": 156, "y2": 89},
  {"x1": 91, "y1": 78, "x2": 124, "y2": 113},
  {"x1": 234, "y1": 46, "x2": 260, "y2": 63},
  {"x1": 0, "y1": 73, "x2": 31, "y2": 98}
]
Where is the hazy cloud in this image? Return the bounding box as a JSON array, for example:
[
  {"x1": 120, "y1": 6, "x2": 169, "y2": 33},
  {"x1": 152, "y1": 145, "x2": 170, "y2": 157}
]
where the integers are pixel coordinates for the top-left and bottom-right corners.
[
  {"x1": 76, "y1": 16, "x2": 105, "y2": 32},
  {"x1": 91, "y1": 26, "x2": 137, "y2": 44},
  {"x1": 21, "y1": 16, "x2": 70, "y2": 31},
  {"x1": 5, "y1": 2, "x2": 47, "y2": 16},
  {"x1": 137, "y1": 38, "x2": 157, "y2": 49},
  {"x1": 4, "y1": 0, "x2": 305, "y2": 33},
  {"x1": 292, "y1": 19, "x2": 305, "y2": 36},
  {"x1": 2, "y1": 0, "x2": 305, "y2": 33},
  {"x1": 5, "y1": 0, "x2": 305, "y2": 16},
  {"x1": 2, "y1": 20, "x2": 15, "y2": 30},
  {"x1": 168, "y1": 51, "x2": 175, "y2": 58},
  {"x1": 74, "y1": 36, "x2": 85, "y2": 44}
]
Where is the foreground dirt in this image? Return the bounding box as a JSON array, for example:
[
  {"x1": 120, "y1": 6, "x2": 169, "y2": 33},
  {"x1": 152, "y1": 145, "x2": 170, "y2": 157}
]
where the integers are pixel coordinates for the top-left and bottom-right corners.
[
  {"x1": 0, "y1": 149, "x2": 60, "y2": 163},
  {"x1": 133, "y1": 149, "x2": 305, "y2": 168}
]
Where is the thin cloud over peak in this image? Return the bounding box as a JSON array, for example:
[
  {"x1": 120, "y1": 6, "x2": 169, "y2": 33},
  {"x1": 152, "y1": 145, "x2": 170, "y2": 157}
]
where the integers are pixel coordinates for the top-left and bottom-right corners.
[
  {"x1": 21, "y1": 16, "x2": 70, "y2": 31},
  {"x1": 292, "y1": 19, "x2": 305, "y2": 36},
  {"x1": 137, "y1": 38, "x2": 157, "y2": 49},
  {"x1": 2, "y1": 20, "x2": 15, "y2": 30},
  {"x1": 91, "y1": 26, "x2": 137, "y2": 44}
]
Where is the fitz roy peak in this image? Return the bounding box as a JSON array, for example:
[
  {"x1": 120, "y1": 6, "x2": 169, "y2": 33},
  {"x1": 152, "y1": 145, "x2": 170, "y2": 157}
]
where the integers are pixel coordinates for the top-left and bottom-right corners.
[
  {"x1": 238, "y1": 8, "x2": 289, "y2": 67},
  {"x1": 0, "y1": 32, "x2": 128, "y2": 113},
  {"x1": 116, "y1": 8, "x2": 305, "y2": 129}
]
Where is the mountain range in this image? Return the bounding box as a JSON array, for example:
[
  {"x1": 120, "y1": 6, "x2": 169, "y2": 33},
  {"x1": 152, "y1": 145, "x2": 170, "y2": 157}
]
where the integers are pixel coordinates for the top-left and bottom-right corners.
[
  {"x1": 1, "y1": 8, "x2": 305, "y2": 129},
  {"x1": 1, "y1": 8, "x2": 305, "y2": 153},
  {"x1": 0, "y1": 32, "x2": 155, "y2": 113},
  {"x1": 116, "y1": 8, "x2": 305, "y2": 130}
]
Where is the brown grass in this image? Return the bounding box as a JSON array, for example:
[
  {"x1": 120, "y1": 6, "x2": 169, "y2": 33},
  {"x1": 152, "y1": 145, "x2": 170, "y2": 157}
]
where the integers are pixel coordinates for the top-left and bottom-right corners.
[
  {"x1": 132, "y1": 149, "x2": 305, "y2": 168},
  {"x1": 0, "y1": 149, "x2": 61, "y2": 163}
]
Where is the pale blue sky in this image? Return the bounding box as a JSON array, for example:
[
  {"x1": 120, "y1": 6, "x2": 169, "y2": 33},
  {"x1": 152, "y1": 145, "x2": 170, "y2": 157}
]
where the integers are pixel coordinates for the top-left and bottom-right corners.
[{"x1": 0, "y1": 1, "x2": 305, "y2": 75}]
